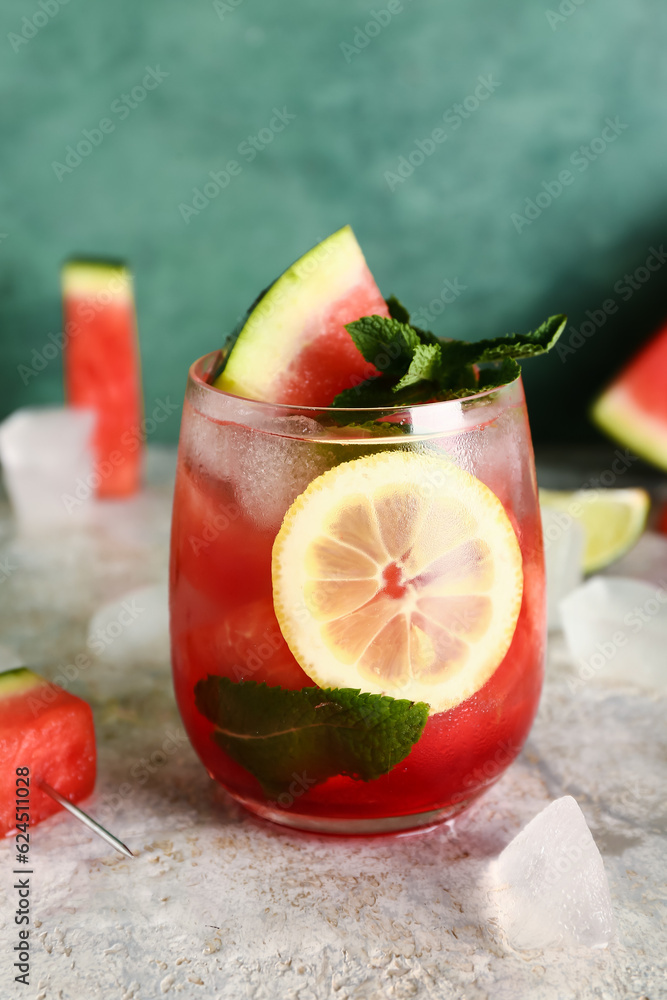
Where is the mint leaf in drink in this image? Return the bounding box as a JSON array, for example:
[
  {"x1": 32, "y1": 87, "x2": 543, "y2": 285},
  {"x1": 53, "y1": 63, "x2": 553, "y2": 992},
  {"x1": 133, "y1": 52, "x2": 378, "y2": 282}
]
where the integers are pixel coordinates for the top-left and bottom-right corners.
[
  {"x1": 194, "y1": 676, "x2": 429, "y2": 799},
  {"x1": 329, "y1": 375, "x2": 398, "y2": 409},
  {"x1": 477, "y1": 357, "x2": 522, "y2": 390},
  {"x1": 394, "y1": 342, "x2": 442, "y2": 392},
  {"x1": 332, "y1": 312, "x2": 566, "y2": 407},
  {"x1": 345, "y1": 315, "x2": 421, "y2": 378},
  {"x1": 438, "y1": 314, "x2": 567, "y2": 370},
  {"x1": 385, "y1": 295, "x2": 411, "y2": 324}
]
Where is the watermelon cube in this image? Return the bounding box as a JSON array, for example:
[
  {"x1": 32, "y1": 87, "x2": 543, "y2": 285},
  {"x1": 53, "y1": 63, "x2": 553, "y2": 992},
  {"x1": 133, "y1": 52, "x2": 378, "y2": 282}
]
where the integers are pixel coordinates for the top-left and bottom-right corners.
[{"x1": 0, "y1": 668, "x2": 96, "y2": 837}]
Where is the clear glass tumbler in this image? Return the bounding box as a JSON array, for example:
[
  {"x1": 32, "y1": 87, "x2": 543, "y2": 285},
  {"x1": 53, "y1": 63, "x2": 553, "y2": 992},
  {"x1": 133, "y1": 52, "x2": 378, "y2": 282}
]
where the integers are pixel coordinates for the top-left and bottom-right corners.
[{"x1": 170, "y1": 351, "x2": 545, "y2": 834}]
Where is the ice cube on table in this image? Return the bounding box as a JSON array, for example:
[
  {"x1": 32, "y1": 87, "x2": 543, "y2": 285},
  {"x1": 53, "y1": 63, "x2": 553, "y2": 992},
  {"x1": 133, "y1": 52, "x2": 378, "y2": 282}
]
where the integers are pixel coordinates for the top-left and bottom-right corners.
[
  {"x1": 87, "y1": 583, "x2": 169, "y2": 666},
  {"x1": 0, "y1": 407, "x2": 96, "y2": 529},
  {"x1": 541, "y1": 506, "x2": 585, "y2": 631},
  {"x1": 491, "y1": 796, "x2": 615, "y2": 950},
  {"x1": 601, "y1": 531, "x2": 667, "y2": 588},
  {"x1": 560, "y1": 576, "x2": 667, "y2": 689}
]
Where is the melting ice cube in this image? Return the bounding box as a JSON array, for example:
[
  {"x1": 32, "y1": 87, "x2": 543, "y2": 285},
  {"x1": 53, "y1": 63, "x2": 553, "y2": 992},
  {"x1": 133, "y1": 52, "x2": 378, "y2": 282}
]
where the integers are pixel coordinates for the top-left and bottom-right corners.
[
  {"x1": 541, "y1": 506, "x2": 585, "y2": 631},
  {"x1": 491, "y1": 796, "x2": 615, "y2": 950},
  {"x1": 0, "y1": 407, "x2": 96, "y2": 529},
  {"x1": 87, "y1": 583, "x2": 169, "y2": 666},
  {"x1": 227, "y1": 417, "x2": 331, "y2": 530},
  {"x1": 560, "y1": 575, "x2": 667, "y2": 690},
  {"x1": 601, "y1": 531, "x2": 667, "y2": 589}
]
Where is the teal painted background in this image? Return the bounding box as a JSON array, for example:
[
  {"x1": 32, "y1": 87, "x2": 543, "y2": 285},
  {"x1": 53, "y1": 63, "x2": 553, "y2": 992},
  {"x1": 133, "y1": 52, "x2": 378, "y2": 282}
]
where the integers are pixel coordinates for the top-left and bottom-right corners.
[{"x1": 0, "y1": 0, "x2": 665, "y2": 445}]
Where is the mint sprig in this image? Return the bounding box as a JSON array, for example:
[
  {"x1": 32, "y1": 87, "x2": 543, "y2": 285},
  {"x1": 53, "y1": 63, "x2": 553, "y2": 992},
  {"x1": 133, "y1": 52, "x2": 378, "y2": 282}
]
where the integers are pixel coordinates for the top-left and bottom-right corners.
[
  {"x1": 332, "y1": 305, "x2": 566, "y2": 408},
  {"x1": 195, "y1": 676, "x2": 429, "y2": 799}
]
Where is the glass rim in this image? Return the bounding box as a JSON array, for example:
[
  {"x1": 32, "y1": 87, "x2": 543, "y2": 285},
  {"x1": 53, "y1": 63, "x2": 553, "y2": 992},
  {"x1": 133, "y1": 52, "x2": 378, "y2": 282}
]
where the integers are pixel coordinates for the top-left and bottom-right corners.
[{"x1": 188, "y1": 349, "x2": 520, "y2": 416}]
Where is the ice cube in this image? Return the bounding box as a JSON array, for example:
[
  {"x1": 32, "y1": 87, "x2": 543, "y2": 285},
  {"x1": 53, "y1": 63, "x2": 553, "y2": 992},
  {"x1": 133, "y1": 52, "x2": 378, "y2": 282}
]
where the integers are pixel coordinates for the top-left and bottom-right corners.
[
  {"x1": 601, "y1": 531, "x2": 667, "y2": 588},
  {"x1": 491, "y1": 796, "x2": 615, "y2": 950},
  {"x1": 560, "y1": 576, "x2": 667, "y2": 689},
  {"x1": 0, "y1": 407, "x2": 96, "y2": 529},
  {"x1": 541, "y1": 507, "x2": 585, "y2": 631},
  {"x1": 228, "y1": 417, "x2": 332, "y2": 530},
  {"x1": 87, "y1": 583, "x2": 169, "y2": 666}
]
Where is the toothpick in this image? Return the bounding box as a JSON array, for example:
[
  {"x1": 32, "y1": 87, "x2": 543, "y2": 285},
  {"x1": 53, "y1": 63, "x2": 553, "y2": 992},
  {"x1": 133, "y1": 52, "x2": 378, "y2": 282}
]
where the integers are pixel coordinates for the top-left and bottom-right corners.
[{"x1": 38, "y1": 780, "x2": 134, "y2": 859}]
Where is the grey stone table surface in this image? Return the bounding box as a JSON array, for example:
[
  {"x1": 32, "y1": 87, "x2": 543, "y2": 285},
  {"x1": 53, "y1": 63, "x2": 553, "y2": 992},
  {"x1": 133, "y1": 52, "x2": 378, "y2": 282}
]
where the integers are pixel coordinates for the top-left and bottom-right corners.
[{"x1": 0, "y1": 448, "x2": 665, "y2": 1000}]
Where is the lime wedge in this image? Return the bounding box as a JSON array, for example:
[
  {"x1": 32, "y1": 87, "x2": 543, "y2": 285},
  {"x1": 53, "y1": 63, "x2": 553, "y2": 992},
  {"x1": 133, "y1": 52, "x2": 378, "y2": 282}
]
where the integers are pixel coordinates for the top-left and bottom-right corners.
[{"x1": 539, "y1": 488, "x2": 650, "y2": 574}]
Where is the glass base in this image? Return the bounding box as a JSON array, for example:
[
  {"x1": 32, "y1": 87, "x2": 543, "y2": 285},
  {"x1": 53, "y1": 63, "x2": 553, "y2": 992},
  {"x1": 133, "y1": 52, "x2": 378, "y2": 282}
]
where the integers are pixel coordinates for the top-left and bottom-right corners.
[{"x1": 234, "y1": 793, "x2": 474, "y2": 835}]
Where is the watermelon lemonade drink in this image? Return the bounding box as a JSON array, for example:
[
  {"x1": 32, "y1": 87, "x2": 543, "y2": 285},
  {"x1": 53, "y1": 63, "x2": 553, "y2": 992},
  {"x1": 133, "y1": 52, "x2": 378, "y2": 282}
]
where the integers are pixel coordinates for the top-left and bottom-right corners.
[{"x1": 170, "y1": 228, "x2": 561, "y2": 833}]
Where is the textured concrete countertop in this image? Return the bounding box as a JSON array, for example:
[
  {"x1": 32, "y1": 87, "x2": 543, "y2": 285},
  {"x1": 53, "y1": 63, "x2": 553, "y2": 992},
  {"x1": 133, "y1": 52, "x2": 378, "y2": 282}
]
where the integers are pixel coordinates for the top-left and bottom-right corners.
[{"x1": 0, "y1": 448, "x2": 665, "y2": 1000}]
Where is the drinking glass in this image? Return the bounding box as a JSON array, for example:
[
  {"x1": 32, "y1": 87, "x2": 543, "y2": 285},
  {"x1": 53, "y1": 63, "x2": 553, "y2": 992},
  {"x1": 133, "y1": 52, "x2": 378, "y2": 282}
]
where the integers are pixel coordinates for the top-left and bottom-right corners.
[{"x1": 170, "y1": 350, "x2": 545, "y2": 834}]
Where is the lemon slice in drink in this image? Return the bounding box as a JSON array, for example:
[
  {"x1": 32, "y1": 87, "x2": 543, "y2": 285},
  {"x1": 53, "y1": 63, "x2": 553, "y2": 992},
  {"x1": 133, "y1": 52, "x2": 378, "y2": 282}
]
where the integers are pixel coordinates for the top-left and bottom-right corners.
[
  {"x1": 272, "y1": 452, "x2": 523, "y2": 715},
  {"x1": 539, "y1": 487, "x2": 649, "y2": 574}
]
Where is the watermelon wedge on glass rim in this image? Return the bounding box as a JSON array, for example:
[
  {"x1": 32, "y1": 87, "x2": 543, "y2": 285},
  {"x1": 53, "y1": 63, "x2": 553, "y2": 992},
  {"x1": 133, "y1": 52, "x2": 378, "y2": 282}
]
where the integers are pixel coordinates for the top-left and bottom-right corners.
[
  {"x1": 214, "y1": 225, "x2": 390, "y2": 405},
  {"x1": 62, "y1": 258, "x2": 143, "y2": 497}
]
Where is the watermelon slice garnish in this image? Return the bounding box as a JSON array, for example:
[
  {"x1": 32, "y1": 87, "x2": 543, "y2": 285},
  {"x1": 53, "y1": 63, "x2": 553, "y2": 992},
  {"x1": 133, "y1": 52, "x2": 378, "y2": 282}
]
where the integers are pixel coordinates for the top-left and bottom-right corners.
[
  {"x1": 592, "y1": 321, "x2": 667, "y2": 471},
  {"x1": 214, "y1": 226, "x2": 390, "y2": 406},
  {"x1": 63, "y1": 258, "x2": 143, "y2": 497},
  {"x1": 0, "y1": 667, "x2": 96, "y2": 836}
]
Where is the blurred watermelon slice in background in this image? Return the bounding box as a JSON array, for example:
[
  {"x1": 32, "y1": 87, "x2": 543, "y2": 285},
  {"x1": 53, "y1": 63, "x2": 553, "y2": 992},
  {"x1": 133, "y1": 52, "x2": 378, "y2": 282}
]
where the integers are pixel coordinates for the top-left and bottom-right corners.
[
  {"x1": 62, "y1": 258, "x2": 143, "y2": 497},
  {"x1": 592, "y1": 320, "x2": 667, "y2": 473}
]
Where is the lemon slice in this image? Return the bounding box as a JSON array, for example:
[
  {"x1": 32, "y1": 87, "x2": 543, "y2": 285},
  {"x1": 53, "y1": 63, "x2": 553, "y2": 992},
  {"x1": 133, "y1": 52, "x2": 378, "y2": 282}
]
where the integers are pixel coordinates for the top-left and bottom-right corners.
[
  {"x1": 272, "y1": 452, "x2": 523, "y2": 715},
  {"x1": 539, "y1": 488, "x2": 650, "y2": 574}
]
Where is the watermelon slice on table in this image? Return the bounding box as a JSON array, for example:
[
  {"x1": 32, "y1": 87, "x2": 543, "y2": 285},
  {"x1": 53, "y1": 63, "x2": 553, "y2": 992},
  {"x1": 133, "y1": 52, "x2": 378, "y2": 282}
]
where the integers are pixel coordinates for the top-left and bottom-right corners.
[
  {"x1": 214, "y1": 225, "x2": 390, "y2": 406},
  {"x1": 592, "y1": 321, "x2": 667, "y2": 471},
  {"x1": 0, "y1": 668, "x2": 96, "y2": 837},
  {"x1": 63, "y1": 258, "x2": 143, "y2": 497}
]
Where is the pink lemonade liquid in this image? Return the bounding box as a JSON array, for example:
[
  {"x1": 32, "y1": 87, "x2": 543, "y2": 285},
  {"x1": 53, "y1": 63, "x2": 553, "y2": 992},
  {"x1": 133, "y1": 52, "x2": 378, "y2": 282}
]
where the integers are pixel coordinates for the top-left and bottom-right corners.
[{"x1": 170, "y1": 362, "x2": 546, "y2": 832}]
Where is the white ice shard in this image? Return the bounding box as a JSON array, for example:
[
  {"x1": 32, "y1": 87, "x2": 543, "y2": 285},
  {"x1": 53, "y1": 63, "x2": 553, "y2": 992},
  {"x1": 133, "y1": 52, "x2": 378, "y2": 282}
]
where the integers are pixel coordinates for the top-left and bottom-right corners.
[
  {"x1": 87, "y1": 583, "x2": 169, "y2": 666},
  {"x1": 0, "y1": 407, "x2": 96, "y2": 529},
  {"x1": 491, "y1": 796, "x2": 615, "y2": 950},
  {"x1": 560, "y1": 575, "x2": 667, "y2": 690},
  {"x1": 601, "y1": 530, "x2": 667, "y2": 589},
  {"x1": 541, "y1": 506, "x2": 585, "y2": 631}
]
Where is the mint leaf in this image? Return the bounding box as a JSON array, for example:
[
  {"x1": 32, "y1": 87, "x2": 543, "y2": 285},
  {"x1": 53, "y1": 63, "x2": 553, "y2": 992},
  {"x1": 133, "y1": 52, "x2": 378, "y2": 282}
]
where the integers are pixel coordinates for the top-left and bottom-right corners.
[
  {"x1": 332, "y1": 312, "x2": 565, "y2": 409},
  {"x1": 477, "y1": 357, "x2": 521, "y2": 390},
  {"x1": 499, "y1": 313, "x2": 567, "y2": 358},
  {"x1": 345, "y1": 316, "x2": 421, "y2": 378},
  {"x1": 394, "y1": 342, "x2": 442, "y2": 392},
  {"x1": 194, "y1": 677, "x2": 429, "y2": 799},
  {"x1": 438, "y1": 314, "x2": 567, "y2": 371},
  {"x1": 385, "y1": 295, "x2": 411, "y2": 324},
  {"x1": 330, "y1": 376, "x2": 398, "y2": 409}
]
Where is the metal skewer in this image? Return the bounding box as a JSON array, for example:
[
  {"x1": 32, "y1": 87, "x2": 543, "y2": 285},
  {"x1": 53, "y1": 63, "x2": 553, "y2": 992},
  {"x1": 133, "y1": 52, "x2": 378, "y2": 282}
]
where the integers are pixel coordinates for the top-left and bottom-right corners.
[{"x1": 37, "y1": 779, "x2": 134, "y2": 859}]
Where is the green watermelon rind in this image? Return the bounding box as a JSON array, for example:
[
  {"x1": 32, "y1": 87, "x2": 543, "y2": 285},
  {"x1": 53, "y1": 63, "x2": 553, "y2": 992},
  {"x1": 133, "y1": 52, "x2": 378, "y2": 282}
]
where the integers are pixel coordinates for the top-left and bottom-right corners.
[
  {"x1": 0, "y1": 666, "x2": 44, "y2": 699},
  {"x1": 62, "y1": 258, "x2": 132, "y2": 299},
  {"x1": 214, "y1": 225, "x2": 383, "y2": 402},
  {"x1": 592, "y1": 385, "x2": 667, "y2": 473}
]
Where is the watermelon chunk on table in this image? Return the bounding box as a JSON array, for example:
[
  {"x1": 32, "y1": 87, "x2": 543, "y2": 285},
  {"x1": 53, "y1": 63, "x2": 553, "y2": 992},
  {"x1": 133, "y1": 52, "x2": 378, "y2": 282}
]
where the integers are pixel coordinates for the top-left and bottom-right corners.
[
  {"x1": 215, "y1": 226, "x2": 390, "y2": 406},
  {"x1": 0, "y1": 668, "x2": 96, "y2": 837},
  {"x1": 63, "y1": 258, "x2": 143, "y2": 497},
  {"x1": 592, "y1": 320, "x2": 667, "y2": 472}
]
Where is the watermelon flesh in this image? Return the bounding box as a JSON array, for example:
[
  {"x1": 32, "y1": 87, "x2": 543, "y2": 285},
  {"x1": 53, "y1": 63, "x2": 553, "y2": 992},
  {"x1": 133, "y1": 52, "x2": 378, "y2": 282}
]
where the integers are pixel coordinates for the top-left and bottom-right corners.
[
  {"x1": 593, "y1": 321, "x2": 667, "y2": 471},
  {"x1": 0, "y1": 668, "x2": 96, "y2": 836},
  {"x1": 215, "y1": 226, "x2": 390, "y2": 406},
  {"x1": 63, "y1": 259, "x2": 143, "y2": 497}
]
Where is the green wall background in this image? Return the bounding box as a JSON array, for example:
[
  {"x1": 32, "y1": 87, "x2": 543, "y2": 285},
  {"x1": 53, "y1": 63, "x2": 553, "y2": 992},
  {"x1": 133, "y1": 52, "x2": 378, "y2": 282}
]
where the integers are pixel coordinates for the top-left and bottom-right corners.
[{"x1": 0, "y1": 0, "x2": 665, "y2": 445}]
